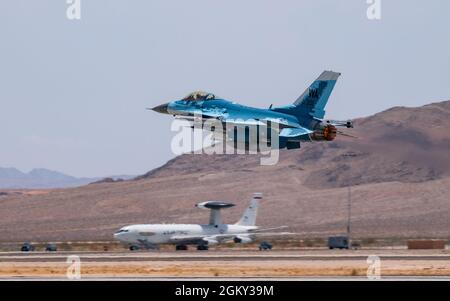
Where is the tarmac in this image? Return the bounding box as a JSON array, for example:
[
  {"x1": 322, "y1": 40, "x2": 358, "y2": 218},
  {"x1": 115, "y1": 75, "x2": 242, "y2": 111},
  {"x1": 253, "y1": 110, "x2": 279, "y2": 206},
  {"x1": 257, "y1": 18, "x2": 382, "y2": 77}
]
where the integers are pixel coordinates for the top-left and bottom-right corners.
[
  {"x1": 1, "y1": 250, "x2": 450, "y2": 262},
  {"x1": 0, "y1": 249, "x2": 449, "y2": 280}
]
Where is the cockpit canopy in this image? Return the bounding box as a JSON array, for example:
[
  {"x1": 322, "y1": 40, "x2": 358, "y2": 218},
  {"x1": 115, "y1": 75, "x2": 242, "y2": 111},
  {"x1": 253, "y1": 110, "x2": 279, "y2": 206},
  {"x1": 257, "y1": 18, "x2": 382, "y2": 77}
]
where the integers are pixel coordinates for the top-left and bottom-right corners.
[{"x1": 182, "y1": 91, "x2": 216, "y2": 101}]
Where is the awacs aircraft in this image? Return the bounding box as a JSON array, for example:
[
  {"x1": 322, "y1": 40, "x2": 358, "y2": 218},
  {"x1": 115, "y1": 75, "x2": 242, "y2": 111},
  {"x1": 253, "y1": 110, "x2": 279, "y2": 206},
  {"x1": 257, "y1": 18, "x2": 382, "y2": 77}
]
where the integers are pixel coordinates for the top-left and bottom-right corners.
[
  {"x1": 151, "y1": 71, "x2": 353, "y2": 149},
  {"x1": 114, "y1": 193, "x2": 288, "y2": 251}
]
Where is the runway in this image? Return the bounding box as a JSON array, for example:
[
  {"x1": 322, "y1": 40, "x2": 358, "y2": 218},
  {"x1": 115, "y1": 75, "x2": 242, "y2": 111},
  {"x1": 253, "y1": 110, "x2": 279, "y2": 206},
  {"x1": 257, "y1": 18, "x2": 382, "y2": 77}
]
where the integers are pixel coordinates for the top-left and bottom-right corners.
[
  {"x1": 2, "y1": 276, "x2": 450, "y2": 281},
  {"x1": 1, "y1": 249, "x2": 449, "y2": 262},
  {"x1": 1, "y1": 250, "x2": 449, "y2": 279}
]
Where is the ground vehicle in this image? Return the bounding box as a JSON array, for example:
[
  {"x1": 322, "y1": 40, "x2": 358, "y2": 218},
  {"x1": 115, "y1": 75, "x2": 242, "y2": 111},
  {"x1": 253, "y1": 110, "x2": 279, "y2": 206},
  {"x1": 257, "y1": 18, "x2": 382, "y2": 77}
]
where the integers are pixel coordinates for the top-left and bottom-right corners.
[
  {"x1": 21, "y1": 242, "x2": 35, "y2": 252},
  {"x1": 328, "y1": 236, "x2": 349, "y2": 249},
  {"x1": 259, "y1": 241, "x2": 273, "y2": 251},
  {"x1": 350, "y1": 242, "x2": 361, "y2": 250},
  {"x1": 45, "y1": 244, "x2": 57, "y2": 251}
]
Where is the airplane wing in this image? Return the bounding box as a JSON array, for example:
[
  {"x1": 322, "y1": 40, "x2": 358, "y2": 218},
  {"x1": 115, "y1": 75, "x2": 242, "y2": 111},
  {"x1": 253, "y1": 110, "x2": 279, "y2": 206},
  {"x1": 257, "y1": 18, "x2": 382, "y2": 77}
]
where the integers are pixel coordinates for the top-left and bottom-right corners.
[
  {"x1": 244, "y1": 232, "x2": 293, "y2": 237},
  {"x1": 169, "y1": 234, "x2": 237, "y2": 244},
  {"x1": 218, "y1": 115, "x2": 301, "y2": 131},
  {"x1": 169, "y1": 231, "x2": 293, "y2": 244},
  {"x1": 248, "y1": 226, "x2": 289, "y2": 232},
  {"x1": 173, "y1": 111, "x2": 300, "y2": 131}
]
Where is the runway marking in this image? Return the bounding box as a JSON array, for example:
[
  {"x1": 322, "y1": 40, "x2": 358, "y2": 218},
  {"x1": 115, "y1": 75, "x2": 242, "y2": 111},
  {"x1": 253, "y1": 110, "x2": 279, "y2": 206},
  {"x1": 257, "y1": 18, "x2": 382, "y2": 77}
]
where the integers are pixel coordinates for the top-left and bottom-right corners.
[
  {"x1": 2, "y1": 276, "x2": 450, "y2": 281},
  {"x1": 1, "y1": 253, "x2": 450, "y2": 262}
]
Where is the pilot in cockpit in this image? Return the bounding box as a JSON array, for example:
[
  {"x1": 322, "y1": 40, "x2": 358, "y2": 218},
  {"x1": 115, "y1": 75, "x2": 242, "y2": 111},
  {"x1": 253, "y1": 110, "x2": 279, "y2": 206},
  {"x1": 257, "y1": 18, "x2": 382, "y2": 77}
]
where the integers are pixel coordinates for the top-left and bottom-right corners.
[{"x1": 182, "y1": 91, "x2": 215, "y2": 101}]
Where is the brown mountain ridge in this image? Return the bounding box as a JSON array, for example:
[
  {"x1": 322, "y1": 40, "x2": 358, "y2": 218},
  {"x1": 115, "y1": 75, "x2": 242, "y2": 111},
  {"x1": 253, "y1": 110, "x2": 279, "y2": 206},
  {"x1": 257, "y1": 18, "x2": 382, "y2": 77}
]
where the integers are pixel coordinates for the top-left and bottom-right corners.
[{"x1": 0, "y1": 100, "x2": 449, "y2": 242}]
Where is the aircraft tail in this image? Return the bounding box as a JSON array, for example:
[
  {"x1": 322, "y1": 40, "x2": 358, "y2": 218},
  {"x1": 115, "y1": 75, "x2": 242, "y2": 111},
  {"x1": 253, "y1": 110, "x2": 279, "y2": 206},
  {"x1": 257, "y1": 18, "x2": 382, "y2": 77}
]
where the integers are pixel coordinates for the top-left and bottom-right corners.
[
  {"x1": 235, "y1": 193, "x2": 262, "y2": 226},
  {"x1": 275, "y1": 71, "x2": 341, "y2": 119}
]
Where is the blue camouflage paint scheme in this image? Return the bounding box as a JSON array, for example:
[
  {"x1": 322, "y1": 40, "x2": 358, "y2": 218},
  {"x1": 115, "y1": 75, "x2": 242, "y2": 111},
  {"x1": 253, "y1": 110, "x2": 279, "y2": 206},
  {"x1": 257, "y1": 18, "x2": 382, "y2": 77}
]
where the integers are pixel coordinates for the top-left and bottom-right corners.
[{"x1": 152, "y1": 71, "x2": 349, "y2": 149}]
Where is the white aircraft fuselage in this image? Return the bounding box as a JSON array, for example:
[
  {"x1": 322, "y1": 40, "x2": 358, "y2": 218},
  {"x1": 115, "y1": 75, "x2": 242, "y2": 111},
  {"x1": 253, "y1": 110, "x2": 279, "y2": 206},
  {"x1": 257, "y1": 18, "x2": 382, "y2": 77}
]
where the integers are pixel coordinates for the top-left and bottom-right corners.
[
  {"x1": 114, "y1": 223, "x2": 257, "y2": 245},
  {"x1": 114, "y1": 194, "x2": 264, "y2": 249}
]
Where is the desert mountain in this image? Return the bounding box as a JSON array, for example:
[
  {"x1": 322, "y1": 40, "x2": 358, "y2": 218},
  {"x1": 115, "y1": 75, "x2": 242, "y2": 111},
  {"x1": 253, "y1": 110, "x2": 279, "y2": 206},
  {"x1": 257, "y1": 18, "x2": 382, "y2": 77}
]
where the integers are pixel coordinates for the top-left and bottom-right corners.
[
  {"x1": 139, "y1": 100, "x2": 450, "y2": 188},
  {"x1": 0, "y1": 168, "x2": 97, "y2": 189},
  {"x1": 0, "y1": 100, "x2": 449, "y2": 242},
  {"x1": 0, "y1": 167, "x2": 136, "y2": 189}
]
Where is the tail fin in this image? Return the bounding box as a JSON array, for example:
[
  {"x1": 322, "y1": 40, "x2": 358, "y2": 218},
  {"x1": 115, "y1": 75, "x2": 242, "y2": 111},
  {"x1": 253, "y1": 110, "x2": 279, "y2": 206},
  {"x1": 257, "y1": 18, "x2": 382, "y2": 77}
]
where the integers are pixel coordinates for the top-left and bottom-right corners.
[
  {"x1": 276, "y1": 71, "x2": 341, "y2": 119},
  {"x1": 235, "y1": 193, "x2": 262, "y2": 226}
]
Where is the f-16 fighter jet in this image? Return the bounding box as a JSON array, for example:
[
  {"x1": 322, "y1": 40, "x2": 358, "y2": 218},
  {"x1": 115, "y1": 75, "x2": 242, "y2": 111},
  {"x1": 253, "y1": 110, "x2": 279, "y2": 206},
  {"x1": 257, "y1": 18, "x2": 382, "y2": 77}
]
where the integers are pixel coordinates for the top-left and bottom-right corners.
[{"x1": 152, "y1": 71, "x2": 353, "y2": 149}]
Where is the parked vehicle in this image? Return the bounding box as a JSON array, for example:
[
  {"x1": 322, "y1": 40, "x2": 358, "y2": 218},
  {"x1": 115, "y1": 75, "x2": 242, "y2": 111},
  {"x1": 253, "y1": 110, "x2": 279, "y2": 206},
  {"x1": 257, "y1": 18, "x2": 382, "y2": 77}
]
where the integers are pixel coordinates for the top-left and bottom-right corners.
[
  {"x1": 351, "y1": 242, "x2": 361, "y2": 250},
  {"x1": 21, "y1": 242, "x2": 35, "y2": 252},
  {"x1": 259, "y1": 241, "x2": 273, "y2": 251},
  {"x1": 45, "y1": 243, "x2": 57, "y2": 252},
  {"x1": 328, "y1": 236, "x2": 349, "y2": 249}
]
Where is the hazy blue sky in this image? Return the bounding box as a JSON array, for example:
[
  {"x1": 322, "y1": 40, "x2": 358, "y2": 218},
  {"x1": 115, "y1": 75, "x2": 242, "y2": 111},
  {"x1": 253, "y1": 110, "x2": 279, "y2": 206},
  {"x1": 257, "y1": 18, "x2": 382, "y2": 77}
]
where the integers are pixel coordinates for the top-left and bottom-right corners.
[{"x1": 1, "y1": 0, "x2": 449, "y2": 177}]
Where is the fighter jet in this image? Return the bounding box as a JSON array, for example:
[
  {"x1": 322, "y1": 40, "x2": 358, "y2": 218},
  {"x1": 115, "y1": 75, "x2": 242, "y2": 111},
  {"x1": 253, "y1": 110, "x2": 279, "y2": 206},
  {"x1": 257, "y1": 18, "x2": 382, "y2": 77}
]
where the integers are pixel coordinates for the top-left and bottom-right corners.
[
  {"x1": 151, "y1": 71, "x2": 353, "y2": 150},
  {"x1": 114, "y1": 193, "x2": 288, "y2": 251}
]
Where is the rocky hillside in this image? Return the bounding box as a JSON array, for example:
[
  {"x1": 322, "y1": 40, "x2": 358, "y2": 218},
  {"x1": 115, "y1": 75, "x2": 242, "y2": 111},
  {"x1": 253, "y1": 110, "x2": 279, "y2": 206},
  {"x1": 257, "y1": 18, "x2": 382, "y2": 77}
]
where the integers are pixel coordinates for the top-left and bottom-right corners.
[
  {"x1": 139, "y1": 100, "x2": 450, "y2": 188},
  {"x1": 0, "y1": 168, "x2": 96, "y2": 189},
  {"x1": 0, "y1": 100, "x2": 449, "y2": 242}
]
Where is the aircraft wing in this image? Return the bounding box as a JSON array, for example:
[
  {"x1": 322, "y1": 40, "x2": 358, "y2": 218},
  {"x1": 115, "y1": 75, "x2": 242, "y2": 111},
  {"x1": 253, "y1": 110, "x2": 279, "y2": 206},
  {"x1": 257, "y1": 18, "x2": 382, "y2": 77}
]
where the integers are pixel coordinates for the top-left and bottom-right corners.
[
  {"x1": 244, "y1": 232, "x2": 293, "y2": 237},
  {"x1": 219, "y1": 114, "x2": 300, "y2": 130},
  {"x1": 248, "y1": 226, "x2": 289, "y2": 232},
  {"x1": 169, "y1": 231, "x2": 293, "y2": 244},
  {"x1": 169, "y1": 233, "x2": 238, "y2": 244},
  {"x1": 174, "y1": 112, "x2": 300, "y2": 131}
]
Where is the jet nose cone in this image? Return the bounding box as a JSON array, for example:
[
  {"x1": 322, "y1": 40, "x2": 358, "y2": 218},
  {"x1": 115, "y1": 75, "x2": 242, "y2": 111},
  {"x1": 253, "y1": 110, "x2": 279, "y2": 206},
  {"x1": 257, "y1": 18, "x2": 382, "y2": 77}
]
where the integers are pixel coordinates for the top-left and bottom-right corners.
[{"x1": 152, "y1": 103, "x2": 169, "y2": 114}]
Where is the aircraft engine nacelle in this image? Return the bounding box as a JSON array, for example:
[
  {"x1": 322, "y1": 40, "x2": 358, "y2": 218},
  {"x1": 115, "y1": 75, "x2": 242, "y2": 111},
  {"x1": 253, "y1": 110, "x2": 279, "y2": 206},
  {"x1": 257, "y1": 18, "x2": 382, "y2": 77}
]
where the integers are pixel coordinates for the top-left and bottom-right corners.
[
  {"x1": 203, "y1": 238, "x2": 219, "y2": 245},
  {"x1": 233, "y1": 235, "x2": 253, "y2": 244},
  {"x1": 310, "y1": 123, "x2": 337, "y2": 141}
]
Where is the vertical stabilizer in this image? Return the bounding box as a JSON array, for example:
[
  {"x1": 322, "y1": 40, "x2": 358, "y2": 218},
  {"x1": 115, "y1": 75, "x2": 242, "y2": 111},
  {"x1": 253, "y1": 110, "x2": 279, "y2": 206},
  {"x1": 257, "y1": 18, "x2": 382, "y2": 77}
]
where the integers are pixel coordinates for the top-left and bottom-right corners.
[
  {"x1": 236, "y1": 193, "x2": 262, "y2": 226},
  {"x1": 293, "y1": 70, "x2": 341, "y2": 119},
  {"x1": 273, "y1": 70, "x2": 341, "y2": 119}
]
